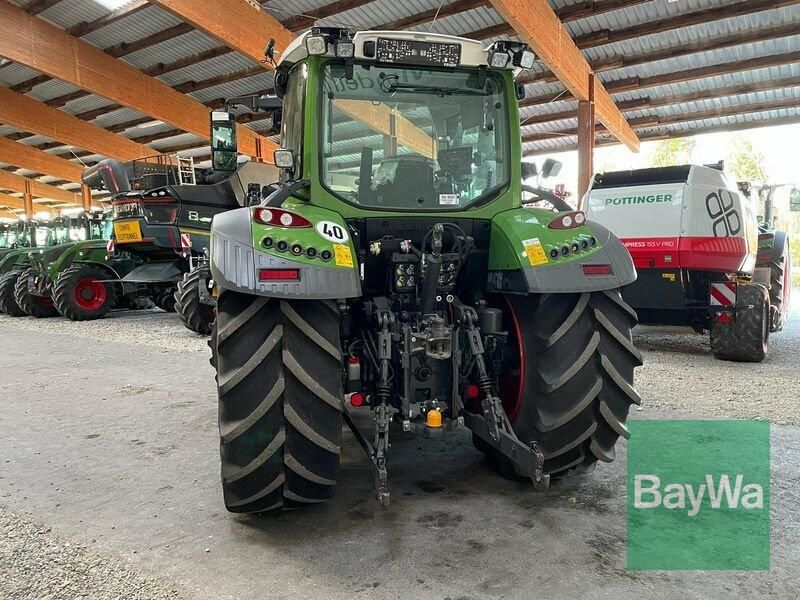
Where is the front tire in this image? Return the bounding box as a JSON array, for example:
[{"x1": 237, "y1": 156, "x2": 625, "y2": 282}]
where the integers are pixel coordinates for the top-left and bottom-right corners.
[
  {"x1": 484, "y1": 290, "x2": 642, "y2": 478},
  {"x1": 0, "y1": 271, "x2": 25, "y2": 316},
  {"x1": 175, "y1": 269, "x2": 215, "y2": 335},
  {"x1": 14, "y1": 269, "x2": 58, "y2": 318},
  {"x1": 53, "y1": 264, "x2": 118, "y2": 321},
  {"x1": 212, "y1": 291, "x2": 343, "y2": 513}
]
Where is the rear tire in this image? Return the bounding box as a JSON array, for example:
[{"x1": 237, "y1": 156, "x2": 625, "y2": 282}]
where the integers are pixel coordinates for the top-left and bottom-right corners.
[
  {"x1": 154, "y1": 286, "x2": 177, "y2": 312},
  {"x1": 484, "y1": 290, "x2": 642, "y2": 478},
  {"x1": 212, "y1": 291, "x2": 343, "y2": 513},
  {"x1": 175, "y1": 269, "x2": 215, "y2": 335},
  {"x1": 767, "y1": 236, "x2": 791, "y2": 332},
  {"x1": 0, "y1": 271, "x2": 25, "y2": 317},
  {"x1": 14, "y1": 268, "x2": 58, "y2": 318},
  {"x1": 53, "y1": 264, "x2": 118, "y2": 321},
  {"x1": 711, "y1": 284, "x2": 769, "y2": 363}
]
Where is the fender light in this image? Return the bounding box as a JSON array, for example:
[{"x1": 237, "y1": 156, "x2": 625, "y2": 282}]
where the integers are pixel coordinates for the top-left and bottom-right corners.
[
  {"x1": 548, "y1": 211, "x2": 586, "y2": 229},
  {"x1": 582, "y1": 264, "x2": 612, "y2": 276},
  {"x1": 259, "y1": 268, "x2": 300, "y2": 281},
  {"x1": 253, "y1": 208, "x2": 312, "y2": 228}
]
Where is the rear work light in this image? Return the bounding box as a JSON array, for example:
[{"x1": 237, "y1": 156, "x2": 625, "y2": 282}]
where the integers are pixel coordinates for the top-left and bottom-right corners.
[
  {"x1": 549, "y1": 211, "x2": 586, "y2": 230},
  {"x1": 253, "y1": 208, "x2": 312, "y2": 228},
  {"x1": 259, "y1": 268, "x2": 300, "y2": 281},
  {"x1": 582, "y1": 264, "x2": 612, "y2": 276}
]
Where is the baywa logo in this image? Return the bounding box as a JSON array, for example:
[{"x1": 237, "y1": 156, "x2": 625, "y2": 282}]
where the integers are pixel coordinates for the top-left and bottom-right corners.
[{"x1": 627, "y1": 420, "x2": 770, "y2": 570}]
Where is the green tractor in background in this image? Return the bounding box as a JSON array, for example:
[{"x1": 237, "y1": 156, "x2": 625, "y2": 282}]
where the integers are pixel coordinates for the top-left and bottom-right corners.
[
  {"x1": 208, "y1": 30, "x2": 643, "y2": 511},
  {"x1": 0, "y1": 216, "x2": 74, "y2": 316},
  {"x1": 12, "y1": 210, "x2": 147, "y2": 320},
  {"x1": 0, "y1": 219, "x2": 34, "y2": 258}
]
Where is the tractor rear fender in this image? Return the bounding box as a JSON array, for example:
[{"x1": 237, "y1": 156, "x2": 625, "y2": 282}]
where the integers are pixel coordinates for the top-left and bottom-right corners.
[
  {"x1": 487, "y1": 208, "x2": 637, "y2": 294},
  {"x1": 70, "y1": 260, "x2": 125, "y2": 282},
  {"x1": 210, "y1": 204, "x2": 361, "y2": 299},
  {"x1": 47, "y1": 241, "x2": 108, "y2": 280}
]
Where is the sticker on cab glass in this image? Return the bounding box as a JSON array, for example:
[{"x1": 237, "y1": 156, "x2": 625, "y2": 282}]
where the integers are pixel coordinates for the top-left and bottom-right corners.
[
  {"x1": 439, "y1": 194, "x2": 459, "y2": 206},
  {"x1": 316, "y1": 221, "x2": 349, "y2": 243},
  {"x1": 522, "y1": 238, "x2": 548, "y2": 266},
  {"x1": 333, "y1": 243, "x2": 353, "y2": 268}
]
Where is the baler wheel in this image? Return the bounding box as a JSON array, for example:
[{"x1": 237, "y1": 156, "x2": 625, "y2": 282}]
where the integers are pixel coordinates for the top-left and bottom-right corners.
[{"x1": 711, "y1": 284, "x2": 769, "y2": 363}]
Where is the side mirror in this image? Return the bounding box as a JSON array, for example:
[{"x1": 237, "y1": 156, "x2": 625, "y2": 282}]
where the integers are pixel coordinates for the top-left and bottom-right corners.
[
  {"x1": 521, "y1": 161, "x2": 538, "y2": 181},
  {"x1": 210, "y1": 111, "x2": 238, "y2": 172},
  {"x1": 515, "y1": 83, "x2": 526, "y2": 100},
  {"x1": 541, "y1": 158, "x2": 562, "y2": 179}
]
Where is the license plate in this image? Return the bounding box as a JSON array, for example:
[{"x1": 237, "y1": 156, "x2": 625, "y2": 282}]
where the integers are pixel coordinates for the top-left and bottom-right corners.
[{"x1": 114, "y1": 220, "x2": 143, "y2": 243}]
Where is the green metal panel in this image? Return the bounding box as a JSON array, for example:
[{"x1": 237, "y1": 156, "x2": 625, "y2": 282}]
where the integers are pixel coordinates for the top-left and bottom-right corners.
[{"x1": 488, "y1": 207, "x2": 604, "y2": 271}]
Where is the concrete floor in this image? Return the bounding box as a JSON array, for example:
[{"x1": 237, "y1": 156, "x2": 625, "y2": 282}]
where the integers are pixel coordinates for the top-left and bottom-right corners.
[{"x1": 1, "y1": 303, "x2": 800, "y2": 600}]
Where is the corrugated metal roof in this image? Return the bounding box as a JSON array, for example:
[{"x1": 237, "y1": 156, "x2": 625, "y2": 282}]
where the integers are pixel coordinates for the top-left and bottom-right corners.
[{"x1": 0, "y1": 0, "x2": 799, "y2": 190}]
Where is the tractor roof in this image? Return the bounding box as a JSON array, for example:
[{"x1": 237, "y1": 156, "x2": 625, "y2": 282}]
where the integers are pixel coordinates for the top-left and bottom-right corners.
[{"x1": 278, "y1": 30, "x2": 522, "y2": 74}]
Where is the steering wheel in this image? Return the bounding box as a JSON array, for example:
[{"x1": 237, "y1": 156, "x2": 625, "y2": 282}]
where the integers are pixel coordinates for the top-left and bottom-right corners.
[{"x1": 521, "y1": 184, "x2": 573, "y2": 212}]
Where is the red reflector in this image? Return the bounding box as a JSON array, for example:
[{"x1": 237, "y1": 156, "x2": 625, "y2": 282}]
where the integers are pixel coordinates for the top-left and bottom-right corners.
[
  {"x1": 465, "y1": 384, "x2": 480, "y2": 400},
  {"x1": 350, "y1": 393, "x2": 365, "y2": 407},
  {"x1": 582, "y1": 264, "x2": 612, "y2": 276},
  {"x1": 253, "y1": 207, "x2": 312, "y2": 228},
  {"x1": 258, "y1": 268, "x2": 300, "y2": 281},
  {"x1": 548, "y1": 211, "x2": 586, "y2": 230}
]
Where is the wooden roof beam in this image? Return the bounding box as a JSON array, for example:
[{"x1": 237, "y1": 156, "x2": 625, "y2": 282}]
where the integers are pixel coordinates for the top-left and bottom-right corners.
[
  {"x1": 148, "y1": 0, "x2": 435, "y2": 158},
  {"x1": 0, "y1": 137, "x2": 84, "y2": 183},
  {"x1": 524, "y1": 98, "x2": 800, "y2": 145},
  {"x1": 0, "y1": 86, "x2": 153, "y2": 161},
  {"x1": 522, "y1": 50, "x2": 800, "y2": 108},
  {"x1": 470, "y1": 0, "x2": 799, "y2": 49},
  {"x1": 523, "y1": 22, "x2": 800, "y2": 87},
  {"x1": 0, "y1": 170, "x2": 80, "y2": 204},
  {"x1": 0, "y1": 0, "x2": 273, "y2": 160},
  {"x1": 489, "y1": 0, "x2": 639, "y2": 151},
  {"x1": 521, "y1": 76, "x2": 800, "y2": 127}
]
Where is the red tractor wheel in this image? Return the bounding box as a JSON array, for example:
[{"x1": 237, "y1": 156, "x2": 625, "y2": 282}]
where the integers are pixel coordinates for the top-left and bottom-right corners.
[{"x1": 53, "y1": 264, "x2": 117, "y2": 321}]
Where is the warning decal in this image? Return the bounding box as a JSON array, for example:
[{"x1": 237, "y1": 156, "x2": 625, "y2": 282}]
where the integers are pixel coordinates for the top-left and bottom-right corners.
[
  {"x1": 522, "y1": 238, "x2": 549, "y2": 266},
  {"x1": 333, "y1": 243, "x2": 353, "y2": 268}
]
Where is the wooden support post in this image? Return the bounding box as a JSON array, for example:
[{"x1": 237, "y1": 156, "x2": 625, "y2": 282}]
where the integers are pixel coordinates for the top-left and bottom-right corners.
[
  {"x1": 23, "y1": 179, "x2": 34, "y2": 219},
  {"x1": 577, "y1": 75, "x2": 596, "y2": 206},
  {"x1": 81, "y1": 184, "x2": 92, "y2": 212}
]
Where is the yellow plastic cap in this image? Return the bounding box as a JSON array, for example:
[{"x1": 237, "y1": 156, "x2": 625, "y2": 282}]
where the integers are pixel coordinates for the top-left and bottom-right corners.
[{"x1": 426, "y1": 409, "x2": 443, "y2": 428}]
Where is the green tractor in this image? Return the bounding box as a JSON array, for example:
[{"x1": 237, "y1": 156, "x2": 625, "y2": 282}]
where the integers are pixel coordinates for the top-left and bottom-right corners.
[
  {"x1": 12, "y1": 210, "x2": 147, "y2": 320},
  {"x1": 208, "y1": 30, "x2": 643, "y2": 511},
  {"x1": 0, "y1": 216, "x2": 74, "y2": 316}
]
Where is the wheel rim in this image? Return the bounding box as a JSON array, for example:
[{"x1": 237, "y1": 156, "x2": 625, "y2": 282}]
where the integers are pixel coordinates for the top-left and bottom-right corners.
[
  {"x1": 73, "y1": 277, "x2": 107, "y2": 311},
  {"x1": 497, "y1": 296, "x2": 525, "y2": 423}
]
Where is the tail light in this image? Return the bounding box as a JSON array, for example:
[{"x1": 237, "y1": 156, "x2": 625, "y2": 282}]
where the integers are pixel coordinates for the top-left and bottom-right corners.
[
  {"x1": 582, "y1": 264, "x2": 612, "y2": 276},
  {"x1": 549, "y1": 211, "x2": 586, "y2": 230},
  {"x1": 259, "y1": 268, "x2": 300, "y2": 281},
  {"x1": 253, "y1": 208, "x2": 311, "y2": 228}
]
